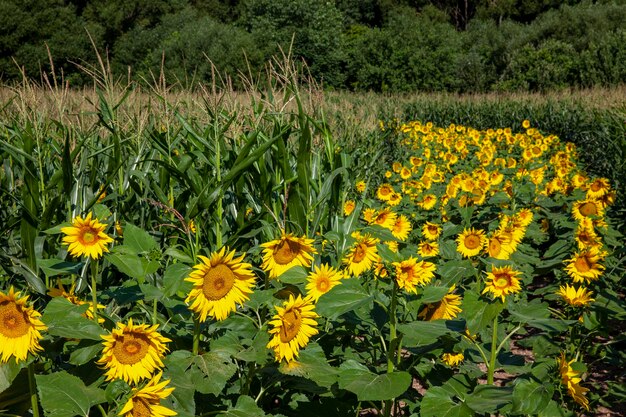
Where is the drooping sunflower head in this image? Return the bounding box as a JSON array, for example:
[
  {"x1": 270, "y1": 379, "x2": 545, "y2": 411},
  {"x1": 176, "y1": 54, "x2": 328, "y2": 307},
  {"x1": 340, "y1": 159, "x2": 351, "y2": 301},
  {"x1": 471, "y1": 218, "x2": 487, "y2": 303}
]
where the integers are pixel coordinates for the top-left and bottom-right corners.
[
  {"x1": 456, "y1": 228, "x2": 487, "y2": 258},
  {"x1": 185, "y1": 247, "x2": 256, "y2": 322},
  {"x1": 61, "y1": 212, "x2": 114, "y2": 259},
  {"x1": 482, "y1": 265, "x2": 522, "y2": 302},
  {"x1": 557, "y1": 352, "x2": 590, "y2": 411},
  {"x1": 0, "y1": 287, "x2": 47, "y2": 363},
  {"x1": 97, "y1": 319, "x2": 171, "y2": 385},
  {"x1": 266, "y1": 294, "x2": 319, "y2": 363},
  {"x1": 118, "y1": 371, "x2": 176, "y2": 417},
  {"x1": 261, "y1": 232, "x2": 317, "y2": 279},
  {"x1": 418, "y1": 285, "x2": 462, "y2": 320},
  {"x1": 305, "y1": 264, "x2": 342, "y2": 302},
  {"x1": 565, "y1": 247, "x2": 605, "y2": 284},
  {"x1": 343, "y1": 233, "x2": 379, "y2": 277},
  {"x1": 557, "y1": 284, "x2": 594, "y2": 307}
]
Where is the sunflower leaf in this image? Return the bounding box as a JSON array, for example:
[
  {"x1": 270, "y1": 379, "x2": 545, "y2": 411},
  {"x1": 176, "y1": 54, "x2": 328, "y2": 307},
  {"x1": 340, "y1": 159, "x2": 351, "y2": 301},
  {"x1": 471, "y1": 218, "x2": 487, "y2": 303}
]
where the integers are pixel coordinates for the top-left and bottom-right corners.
[
  {"x1": 315, "y1": 278, "x2": 372, "y2": 320},
  {"x1": 338, "y1": 364, "x2": 411, "y2": 401},
  {"x1": 0, "y1": 361, "x2": 23, "y2": 394},
  {"x1": 36, "y1": 371, "x2": 105, "y2": 417},
  {"x1": 42, "y1": 297, "x2": 104, "y2": 340},
  {"x1": 218, "y1": 395, "x2": 267, "y2": 417}
]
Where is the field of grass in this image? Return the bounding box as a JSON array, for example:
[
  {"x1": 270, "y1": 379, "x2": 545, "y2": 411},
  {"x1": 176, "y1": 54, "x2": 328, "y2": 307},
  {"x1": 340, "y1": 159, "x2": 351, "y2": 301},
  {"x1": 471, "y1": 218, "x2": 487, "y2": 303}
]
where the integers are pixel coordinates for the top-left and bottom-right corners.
[{"x1": 0, "y1": 63, "x2": 625, "y2": 417}]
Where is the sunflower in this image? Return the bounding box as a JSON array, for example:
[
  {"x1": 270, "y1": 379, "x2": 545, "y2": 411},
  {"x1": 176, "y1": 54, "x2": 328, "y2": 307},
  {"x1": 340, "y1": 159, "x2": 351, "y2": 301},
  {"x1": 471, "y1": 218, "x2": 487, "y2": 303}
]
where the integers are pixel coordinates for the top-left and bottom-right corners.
[
  {"x1": 343, "y1": 233, "x2": 379, "y2": 277},
  {"x1": 387, "y1": 192, "x2": 402, "y2": 207},
  {"x1": 417, "y1": 241, "x2": 439, "y2": 258},
  {"x1": 565, "y1": 248, "x2": 605, "y2": 284},
  {"x1": 362, "y1": 208, "x2": 377, "y2": 224},
  {"x1": 393, "y1": 258, "x2": 436, "y2": 293},
  {"x1": 305, "y1": 264, "x2": 342, "y2": 302},
  {"x1": 266, "y1": 294, "x2": 318, "y2": 362},
  {"x1": 418, "y1": 285, "x2": 462, "y2": 320},
  {"x1": 456, "y1": 228, "x2": 487, "y2": 258},
  {"x1": 486, "y1": 232, "x2": 514, "y2": 260},
  {"x1": 558, "y1": 353, "x2": 590, "y2": 411},
  {"x1": 574, "y1": 221, "x2": 601, "y2": 250},
  {"x1": 48, "y1": 282, "x2": 105, "y2": 324},
  {"x1": 391, "y1": 215, "x2": 412, "y2": 241},
  {"x1": 422, "y1": 222, "x2": 442, "y2": 240},
  {"x1": 400, "y1": 167, "x2": 412, "y2": 180},
  {"x1": 377, "y1": 184, "x2": 395, "y2": 201},
  {"x1": 98, "y1": 319, "x2": 171, "y2": 385},
  {"x1": 373, "y1": 208, "x2": 397, "y2": 230},
  {"x1": 185, "y1": 247, "x2": 256, "y2": 321},
  {"x1": 572, "y1": 199, "x2": 604, "y2": 222},
  {"x1": 482, "y1": 266, "x2": 522, "y2": 302},
  {"x1": 557, "y1": 285, "x2": 594, "y2": 307},
  {"x1": 585, "y1": 177, "x2": 611, "y2": 200},
  {"x1": 441, "y1": 352, "x2": 464, "y2": 367},
  {"x1": 355, "y1": 180, "x2": 366, "y2": 193},
  {"x1": 261, "y1": 232, "x2": 317, "y2": 279},
  {"x1": 61, "y1": 212, "x2": 114, "y2": 259},
  {"x1": 343, "y1": 200, "x2": 356, "y2": 216},
  {"x1": 118, "y1": 372, "x2": 176, "y2": 417},
  {"x1": 0, "y1": 287, "x2": 47, "y2": 363},
  {"x1": 418, "y1": 194, "x2": 437, "y2": 210}
]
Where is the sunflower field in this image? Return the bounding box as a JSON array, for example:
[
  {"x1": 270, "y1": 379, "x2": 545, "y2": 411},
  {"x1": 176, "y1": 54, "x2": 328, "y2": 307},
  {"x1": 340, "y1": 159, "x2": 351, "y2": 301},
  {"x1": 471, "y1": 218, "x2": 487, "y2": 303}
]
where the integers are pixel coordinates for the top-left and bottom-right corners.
[{"x1": 0, "y1": 74, "x2": 625, "y2": 417}]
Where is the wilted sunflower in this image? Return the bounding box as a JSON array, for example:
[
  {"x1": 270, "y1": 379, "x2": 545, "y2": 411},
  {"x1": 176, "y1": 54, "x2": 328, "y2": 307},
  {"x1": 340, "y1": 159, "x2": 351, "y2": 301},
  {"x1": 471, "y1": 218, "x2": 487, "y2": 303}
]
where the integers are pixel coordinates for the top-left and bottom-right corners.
[
  {"x1": 393, "y1": 258, "x2": 436, "y2": 293},
  {"x1": 391, "y1": 215, "x2": 412, "y2": 241},
  {"x1": 185, "y1": 247, "x2": 256, "y2": 321},
  {"x1": 0, "y1": 287, "x2": 47, "y2": 363},
  {"x1": 441, "y1": 352, "x2": 464, "y2": 367},
  {"x1": 558, "y1": 353, "x2": 590, "y2": 411},
  {"x1": 261, "y1": 232, "x2": 317, "y2": 279},
  {"x1": 482, "y1": 266, "x2": 522, "y2": 302},
  {"x1": 557, "y1": 284, "x2": 594, "y2": 307},
  {"x1": 267, "y1": 294, "x2": 318, "y2": 362},
  {"x1": 344, "y1": 233, "x2": 379, "y2": 277},
  {"x1": 418, "y1": 285, "x2": 462, "y2": 320},
  {"x1": 61, "y1": 212, "x2": 114, "y2": 259},
  {"x1": 98, "y1": 319, "x2": 171, "y2": 385},
  {"x1": 119, "y1": 372, "x2": 176, "y2": 417},
  {"x1": 305, "y1": 264, "x2": 342, "y2": 302},
  {"x1": 422, "y1": 222, "x2": 442, "y2": 240},
  {"x1": 456, "y1": 228, "x2": 487, "y2": 258},
  {"x1": 565, "y1": 247, "x2": 605, "y2": 284}
]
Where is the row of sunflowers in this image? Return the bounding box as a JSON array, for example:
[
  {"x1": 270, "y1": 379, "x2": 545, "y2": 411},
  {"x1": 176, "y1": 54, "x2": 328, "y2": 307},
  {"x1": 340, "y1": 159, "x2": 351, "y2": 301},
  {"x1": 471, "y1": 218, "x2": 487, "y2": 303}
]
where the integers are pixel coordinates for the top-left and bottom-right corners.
[{"x1": 1, "y1": 119, "x2": 622, "y2": 417}]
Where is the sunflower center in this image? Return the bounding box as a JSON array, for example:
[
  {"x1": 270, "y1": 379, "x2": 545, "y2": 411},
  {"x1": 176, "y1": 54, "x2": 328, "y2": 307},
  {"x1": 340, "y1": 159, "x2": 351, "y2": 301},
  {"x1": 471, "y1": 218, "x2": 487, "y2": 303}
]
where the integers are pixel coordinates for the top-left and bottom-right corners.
[
  {"x1": 80, "y1": 228, "x2": 98, "y2": 244},
  {"x1": 574, "y1": 256, "x2": 591, "y2": 272},
  {"x1": 590, "y1": 181, "x2": 601, "y2": 192},
  {"x1": 202, "y1": 264, "x2": 235, "y2": 301},
  {"x1": 112, "y1": 333, "x2": 149, "y2": 365},
  {"x1": 489, "y1": 238, "x2": 501, "y2": 256},
  {"x1": 494, "y1": 274, "x2": 512, "y2": 289},
  {"x1": 464, "y1": 235, "x2": 481, "y2": 250},
  {"x1": 131, "y1": 397, "x2": 152, "y2": 417},
  {"x1": 316, "y1": 277, "x2": 330, "y2": 292},
  {"x1": 279, "y1": 309, "x2": 302, "y2": 343},
  {"x1": 579, "y1": 202, "x2": 597, "y2": 217},
  {"x1": 352, "y1": 243, "x2": 368, "y2": 262},
  {"x1": 273, "y1": 239, "x2": 301, "y2": 265},
  {"x1": 0, "y1": 302, "x2": 31, "y2": 338}
]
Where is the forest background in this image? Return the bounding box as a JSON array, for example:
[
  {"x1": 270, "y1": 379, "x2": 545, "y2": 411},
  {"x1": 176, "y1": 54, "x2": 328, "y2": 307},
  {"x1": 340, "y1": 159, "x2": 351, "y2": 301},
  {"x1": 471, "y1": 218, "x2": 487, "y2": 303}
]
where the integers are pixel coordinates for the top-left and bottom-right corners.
[{"x1": 1, "y1": 0, "x2": 626, "y2": 93}]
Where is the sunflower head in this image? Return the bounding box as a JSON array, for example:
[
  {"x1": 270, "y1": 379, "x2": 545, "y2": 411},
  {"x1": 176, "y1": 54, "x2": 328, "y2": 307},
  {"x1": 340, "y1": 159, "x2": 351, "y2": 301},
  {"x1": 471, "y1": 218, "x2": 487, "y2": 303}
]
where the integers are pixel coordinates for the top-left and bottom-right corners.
[
  {"x1": 456, "y1": 228, "x2": 487, "y2": 258},
  {"x1": 261, "y1": 232, "x2": 317, "y2": 279},
  {"x1": 0, "y1": 287, "x2": 47, "y2": 363},
  {"x1": 418, "y1": 285, "x2": 462, "y2": 320},
  {"x1": 557, "y1": 284, "x2": 594, "y2": 307},
  {"x1": 565, "y1": 247, "x2": 605, "y2": 284},
  {"x1": 61, "y1": 212, "x2": 114, "y2": 259},
  {"x1": 422, "y1": 222, "x2": 442, "y2": 240},
  {"x1": 118, "y1": 371, "x2": 176, "y2": 417},
  {"x1": 266, "y1": 295, "x2": 319, "y2": 363},
  {"x1": 391, "y1": 215, "x2": 412, "y2": 241},
  {"x1": 305, "y1": 264, "x2": 342, "y2": 302},
  {"x1": 482, "y1": 266, "x2": 523, "y2": 302},
  {"x1": 343, "y1": 233, "x2": 379, "y2": 277},
  {"x1": 97, "y1": 319, "x2": 171, "y2": 385},
  {"x1": 393, "y1": 258, "x2": 436, "y2": 293},
  {"x1": 343, "y1": 200, "x2": 356, "y2": 216},
  {"x1": 441, "y1": 352, "x2": 464, "y2": 367}
]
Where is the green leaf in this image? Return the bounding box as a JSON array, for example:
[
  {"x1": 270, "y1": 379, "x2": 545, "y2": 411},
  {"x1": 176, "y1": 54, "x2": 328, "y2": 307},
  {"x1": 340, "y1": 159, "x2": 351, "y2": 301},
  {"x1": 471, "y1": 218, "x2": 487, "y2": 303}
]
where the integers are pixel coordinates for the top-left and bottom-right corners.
[
  {"x1": 508, "y1": 300, "x2": 574, "y2": 332},
  {"x1": 42, "y1": 298, "x2": 104, "y2": 340},
  {"x1": 338, "y1": 363, "x2": 411, "y2": 401},
  {"x1": 420, "y1": 386, "x2": 474, "y2": 417},
  {"x1": 36, "y1": 371, "x2": 105, "y2": 417},
  {"x1": 163, "y1": 350, "x2": 196, "y2": 416},
  {"x1": 163, "y1": 263, "x2": 192, "y2": 297},
  {"x1": 422, "y1": 285, "x2": 451, "y2": 303},
  {"x1": 106, "y1": 251, "x2": 157, "y2": 280},
  {"x1": 436, "y1": 260, "x2": 476, "y2": 285},
  {"x1": 0, "y1": 361, "x2": 23, "y2": 394},
  {"x1": 397, "y1": 320, "x2": 463, "y2": 347},
  {"x1": 218, "y1": 395, "x2": 267, "y2": 417},
  {"x1": 277, "y1": 265, "x2": 309, "y2": 284},
  {"x1": 191, "y1": 352, "x2": 238, "y2": 396},
  {"x1": 122, "y1": 223, "x2": 157, "y2": 253},
  {"x1": 511, "y1": 380, "x2": 553, "y2": 415},
  {"x1": 465, "y1": 385, "x2": 513, "y2": 413},
  {"x1": 462, "y1": 291, "x2": 504, "y2": 334},
  {"x1": 278, "y1": 343, "x2": 338, "y2": 388},
  {"x1": 315, "y1": 278, "x2": 372, "y2": 320},
  {"x1": 68, "y1": 341, "x2": 103, "y2": 366},
  {"x1": 37, "y1": 259, "x2": 83, "y2": 277}
]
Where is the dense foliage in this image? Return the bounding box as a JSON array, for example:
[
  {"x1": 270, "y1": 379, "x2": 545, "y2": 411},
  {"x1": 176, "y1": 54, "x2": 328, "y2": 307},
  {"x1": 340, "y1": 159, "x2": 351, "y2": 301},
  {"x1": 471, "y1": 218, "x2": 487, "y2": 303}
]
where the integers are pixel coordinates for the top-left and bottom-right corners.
[{"x1": 1, "y1": 0, "x2": 626, "y2": 92}]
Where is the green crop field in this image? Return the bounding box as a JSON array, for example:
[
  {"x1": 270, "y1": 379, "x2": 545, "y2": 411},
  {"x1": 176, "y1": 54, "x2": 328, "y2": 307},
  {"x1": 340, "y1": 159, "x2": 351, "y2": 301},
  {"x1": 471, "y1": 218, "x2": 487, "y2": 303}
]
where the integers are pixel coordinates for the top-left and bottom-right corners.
[{"x1": 0, "y1": 61, "x2": 625, "y2": 417}]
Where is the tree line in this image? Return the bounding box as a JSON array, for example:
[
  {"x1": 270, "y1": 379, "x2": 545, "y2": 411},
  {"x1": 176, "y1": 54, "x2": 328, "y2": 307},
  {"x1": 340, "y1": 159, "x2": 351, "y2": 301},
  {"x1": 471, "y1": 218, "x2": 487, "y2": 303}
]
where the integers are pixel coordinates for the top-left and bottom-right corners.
[{"x1": 1, "y1": 0, "x2": 625, "y2": 92}]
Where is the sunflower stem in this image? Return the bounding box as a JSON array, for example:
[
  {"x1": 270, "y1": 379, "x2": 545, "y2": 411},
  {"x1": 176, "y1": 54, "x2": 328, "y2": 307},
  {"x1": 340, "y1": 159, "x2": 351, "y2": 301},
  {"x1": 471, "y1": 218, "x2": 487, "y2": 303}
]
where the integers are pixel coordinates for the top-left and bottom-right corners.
[
  {"x1": 384, "y1": 281, "x2": 398, "y2": 417},
  {"x1": 27, "y1": 362, "x2": 40, "y2": 417},
  {"x1": 90, "y1": 260, "x2": 100, "y2": 325},
  {"x1": 97, "y1": 404, "x2": 107, "y2": 417},
  {"x1": 488, "y1": 315, "x2": 498, "y2": 385},
  {"x1": 193, "y1": 317, "x2": 200, "y2": 356}
]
